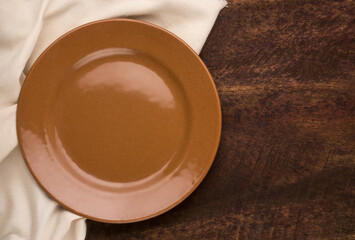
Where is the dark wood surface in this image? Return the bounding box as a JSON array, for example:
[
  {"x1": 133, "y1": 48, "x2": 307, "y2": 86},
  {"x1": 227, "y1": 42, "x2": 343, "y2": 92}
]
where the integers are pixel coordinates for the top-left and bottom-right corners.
[{"x1": 86, "y1": 0, "x2": 354, "y2": 239}]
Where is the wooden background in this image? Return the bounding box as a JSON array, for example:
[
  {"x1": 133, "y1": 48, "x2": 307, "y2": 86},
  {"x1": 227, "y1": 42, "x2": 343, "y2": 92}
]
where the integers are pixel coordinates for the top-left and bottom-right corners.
[{"x1": 86, "y1": 0, "x2": 354, "y2": 239}]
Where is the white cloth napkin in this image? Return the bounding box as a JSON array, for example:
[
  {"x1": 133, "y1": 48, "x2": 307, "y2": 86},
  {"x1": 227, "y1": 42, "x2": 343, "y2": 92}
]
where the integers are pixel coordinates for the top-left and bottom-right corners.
[{"x1": 0, "y1": 0, "x2": 226, "y2": 239}]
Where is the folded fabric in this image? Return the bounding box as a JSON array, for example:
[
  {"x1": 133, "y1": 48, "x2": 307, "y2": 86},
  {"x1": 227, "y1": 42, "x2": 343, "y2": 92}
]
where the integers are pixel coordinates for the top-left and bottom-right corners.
[{"x1": 0, "y1": 0, "x2": 226, "y2": 239}]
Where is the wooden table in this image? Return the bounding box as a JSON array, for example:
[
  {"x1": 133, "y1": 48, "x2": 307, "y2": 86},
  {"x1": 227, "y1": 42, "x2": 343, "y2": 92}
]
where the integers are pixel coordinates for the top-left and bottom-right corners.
[{"x1": 86, "y1": 0, "x2": 354, "y2": 239}]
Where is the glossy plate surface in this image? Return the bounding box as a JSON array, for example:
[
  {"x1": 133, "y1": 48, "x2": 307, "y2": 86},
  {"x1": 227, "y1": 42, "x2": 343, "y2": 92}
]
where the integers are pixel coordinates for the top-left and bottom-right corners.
[{"x1": 17, "y1": 19, "x2": 221, "y2": 223}]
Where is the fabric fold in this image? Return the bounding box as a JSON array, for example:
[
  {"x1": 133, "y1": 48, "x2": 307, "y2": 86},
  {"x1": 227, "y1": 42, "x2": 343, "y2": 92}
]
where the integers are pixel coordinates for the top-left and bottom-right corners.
[{"x1": 0, "y1": 0, "x2": 226, "y2": 239}]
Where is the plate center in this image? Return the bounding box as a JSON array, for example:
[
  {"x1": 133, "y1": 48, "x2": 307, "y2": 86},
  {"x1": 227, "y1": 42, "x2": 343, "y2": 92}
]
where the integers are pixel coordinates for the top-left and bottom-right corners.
[{"x1": 47, "y1": 50, "x2": 188, "y2": 183}]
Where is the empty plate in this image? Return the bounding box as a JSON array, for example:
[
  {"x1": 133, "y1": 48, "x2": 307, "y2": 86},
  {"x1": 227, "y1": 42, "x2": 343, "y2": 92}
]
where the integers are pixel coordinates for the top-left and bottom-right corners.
[{"x1": 17, "y1": 19, "x2": 221, "y2": 223}]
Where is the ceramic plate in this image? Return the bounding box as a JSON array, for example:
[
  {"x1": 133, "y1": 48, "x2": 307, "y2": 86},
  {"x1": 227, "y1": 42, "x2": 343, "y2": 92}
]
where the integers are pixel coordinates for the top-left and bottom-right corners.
[{"x1": 17, "y1": 19, "x2": 221, "y2": 223}]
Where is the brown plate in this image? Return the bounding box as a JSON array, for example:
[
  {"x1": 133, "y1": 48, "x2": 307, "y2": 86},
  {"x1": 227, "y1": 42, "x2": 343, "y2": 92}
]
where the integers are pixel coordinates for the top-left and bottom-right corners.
[{"x1": 17, "y1": 19, "x2": 221, "y2": 223}]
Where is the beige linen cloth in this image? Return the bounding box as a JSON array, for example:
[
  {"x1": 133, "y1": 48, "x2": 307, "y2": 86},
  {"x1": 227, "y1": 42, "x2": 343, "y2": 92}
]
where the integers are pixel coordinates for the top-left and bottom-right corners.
[{"x1": 0, "y1": 0, "x2": 226, "y2": 239}]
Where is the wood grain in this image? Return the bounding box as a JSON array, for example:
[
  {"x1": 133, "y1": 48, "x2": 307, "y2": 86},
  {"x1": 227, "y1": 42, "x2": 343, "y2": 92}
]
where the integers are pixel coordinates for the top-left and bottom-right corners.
[{"x1": 86, "y1": 0, "x2": 354, "y2": 239}]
